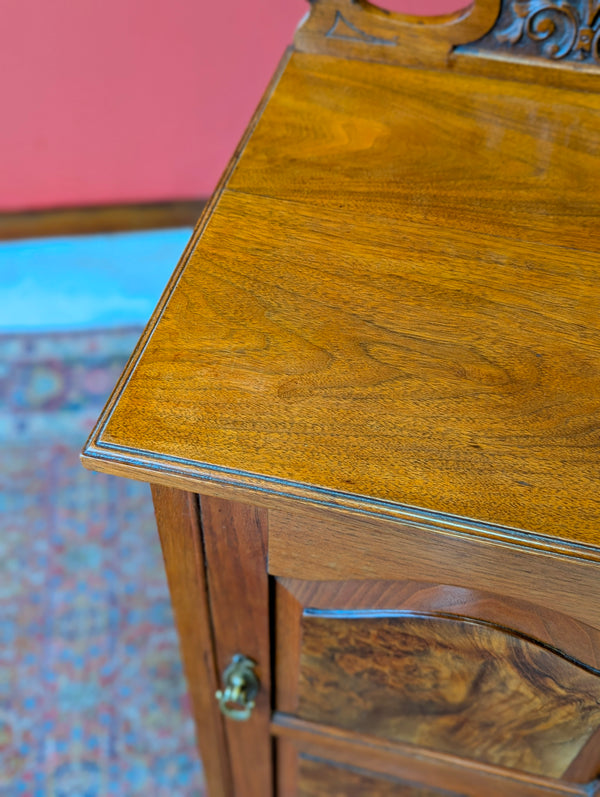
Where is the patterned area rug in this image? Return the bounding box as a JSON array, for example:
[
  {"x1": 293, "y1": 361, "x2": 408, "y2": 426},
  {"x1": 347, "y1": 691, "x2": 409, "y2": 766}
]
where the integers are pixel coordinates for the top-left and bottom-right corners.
[{"x1": 0, "y1": 329, "x2": 204, "y2": 796}]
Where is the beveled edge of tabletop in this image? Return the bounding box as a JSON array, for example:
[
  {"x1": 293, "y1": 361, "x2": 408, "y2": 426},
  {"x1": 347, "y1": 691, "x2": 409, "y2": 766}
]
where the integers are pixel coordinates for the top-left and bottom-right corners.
[{"x1": 82, "y1": 427, "x2": 600, "y2": 566}]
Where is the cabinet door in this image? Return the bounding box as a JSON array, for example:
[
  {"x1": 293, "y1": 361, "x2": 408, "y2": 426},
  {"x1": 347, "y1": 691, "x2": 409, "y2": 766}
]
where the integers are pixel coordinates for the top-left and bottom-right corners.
[
  {"x1": 270, "y1": 506, "x2": 600, "y2": 797},
  {"x1": 292, "y1": 750, "x2": 458, "y2": 797},
  {"x1": 160, "y1": 491, "x2": 600, "y2": 797}
]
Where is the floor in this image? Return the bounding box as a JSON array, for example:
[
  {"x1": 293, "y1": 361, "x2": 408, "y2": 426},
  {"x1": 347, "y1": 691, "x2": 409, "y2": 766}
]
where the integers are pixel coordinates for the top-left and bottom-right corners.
[{"x1": 0, "y1": 229, "x2": 206, "y2": 796}]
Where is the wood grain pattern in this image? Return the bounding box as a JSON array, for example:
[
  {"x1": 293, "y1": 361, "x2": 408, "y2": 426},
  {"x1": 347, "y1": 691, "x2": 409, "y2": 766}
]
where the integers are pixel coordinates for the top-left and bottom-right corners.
[
  {"x1": 230, "y1": 53, "x2": 600, "y2": 252},
  {"x1": 87, "y1": 51, "x2": 600, "y2": 552},
  {"x1": 268, "y1": 506, "x2": 600, "y2": 632},
  {"x1": 150, "y1": 486, "x2": 231, "y2": 797},
  {"x1": 295, "y1": 0, "x2": 501, "y2": 68},
  {"x1": 275, "y1": 575, "x2": 600, "y2": 784},
  {"x1": 275, "y1": 578, "x2": 304, "y2": 714},
  {"x1": 277, "y1": 577, "x2": 600, "y2": 674},
  {"x1": 297, "y1": 754, "x2": 456, "y2": 797},
  {"x1": 566, "y1": 725, "x2": 600, "y2": 783},
  {"x1": 200, "y1": 496, "x2": 272, "y2": 797},
  {"x1": 296, "y1": 0, "x2": 600, "y2": 78},
  {"x1": 277, "y1": 738, "x2": 300, "y2": 797},
  {"x1": 273, "y1": 715, "x2": 599, "y2": 797},
  {"x1": 461, "y1": 0, "x2": 600, "y2": 65},
  {"x1": 81, "y1": 13, "x2": 600, "y2": 796},
  {"x1": 297, "y1": 612, "x2": 600, "y2": 779}
]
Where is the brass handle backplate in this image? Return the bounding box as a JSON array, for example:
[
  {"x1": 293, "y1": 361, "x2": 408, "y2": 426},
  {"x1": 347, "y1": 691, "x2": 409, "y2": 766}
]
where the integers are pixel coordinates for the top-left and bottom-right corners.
[{"x1": 215, "y1": 654, "x2": 259, "y2": 721}]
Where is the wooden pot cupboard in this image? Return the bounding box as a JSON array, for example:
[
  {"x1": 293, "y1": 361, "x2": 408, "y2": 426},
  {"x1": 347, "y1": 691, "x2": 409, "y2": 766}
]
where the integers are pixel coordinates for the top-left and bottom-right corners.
[{"x1": 82, "y1": 0, "x2": 600, "y2": 794}]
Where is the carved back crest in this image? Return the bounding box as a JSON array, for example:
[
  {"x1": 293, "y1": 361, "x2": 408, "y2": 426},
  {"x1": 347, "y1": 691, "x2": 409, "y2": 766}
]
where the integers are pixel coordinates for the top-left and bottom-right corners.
[
  {"x1": 461, "y1": 0, "x2": 600, "y2": 64},
  {"x1": 295, "y1": 0, "x2": 600, "y2": 78}
]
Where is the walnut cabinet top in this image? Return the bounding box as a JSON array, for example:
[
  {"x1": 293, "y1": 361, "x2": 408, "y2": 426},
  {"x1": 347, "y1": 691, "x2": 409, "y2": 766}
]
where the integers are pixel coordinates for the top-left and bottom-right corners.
[{"x1": 82, "y1": 0, "x2": 600, "y2": 558}]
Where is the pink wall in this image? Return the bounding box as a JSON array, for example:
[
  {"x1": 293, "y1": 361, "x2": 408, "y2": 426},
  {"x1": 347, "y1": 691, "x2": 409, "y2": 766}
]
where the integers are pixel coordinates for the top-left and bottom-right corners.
[{"x1": 1, "y1": 0, "x2": 460, "y2": 212}]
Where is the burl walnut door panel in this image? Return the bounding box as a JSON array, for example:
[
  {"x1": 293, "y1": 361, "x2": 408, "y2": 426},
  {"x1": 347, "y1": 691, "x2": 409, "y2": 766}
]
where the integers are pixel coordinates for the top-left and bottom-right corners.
[
  {"x1": 297, "y1": 611, "x2": 600, "y2": 778},
  {"x1": 274, "y1": 576, "x2": 600, "y2": 792},
  {"x1": 270, "y1": 506, "x2": 600, "y2": 793}
]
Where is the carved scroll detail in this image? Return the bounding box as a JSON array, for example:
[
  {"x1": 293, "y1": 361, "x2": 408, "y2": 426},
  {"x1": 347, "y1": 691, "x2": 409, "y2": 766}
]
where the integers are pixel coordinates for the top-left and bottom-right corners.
[
  {"x1": 297, "y1": 0, "x2": 600, "y2": 71},
  {"x1": 469, "y1": 0, "x2": 600, "y2": 62}
]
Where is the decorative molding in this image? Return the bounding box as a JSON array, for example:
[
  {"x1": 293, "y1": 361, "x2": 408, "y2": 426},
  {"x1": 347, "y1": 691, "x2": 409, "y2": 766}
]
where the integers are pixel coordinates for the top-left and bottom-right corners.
[
  {"x1": 294, "y1": 0, "x2": 504, "y2": 69},
  {"x1": 298, "y1": 0, "x2": 600, "y2": 74},
  {"x1": 463, "y1": 0, "x2": 600, "y2": 63},
  {"x1": 83, "y1": 436, "x2": 600, "y2": 566},
  {"x1": 325, "y1": 10, "x2": 397, "y2": 46}
]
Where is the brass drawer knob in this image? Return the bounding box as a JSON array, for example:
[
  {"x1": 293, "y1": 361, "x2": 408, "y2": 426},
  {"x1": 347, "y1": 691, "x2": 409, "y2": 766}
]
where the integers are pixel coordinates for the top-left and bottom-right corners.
[{"x1": 215, "y1": 654, "x2": 259, "y2": 721}]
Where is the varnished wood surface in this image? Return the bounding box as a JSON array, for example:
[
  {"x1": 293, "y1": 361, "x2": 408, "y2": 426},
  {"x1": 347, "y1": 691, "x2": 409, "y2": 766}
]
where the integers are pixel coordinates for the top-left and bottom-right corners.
[
  {"x1": 277, "y1": 738, "x2": 300, "y2": 797},
  {"x1": 229, "y1": 53, "x2": 600, "y2": 252},
  {"x1": 84, "y1": 51, "x2": 600, "y2": 551},
  {"x1": 275, "y1": 575, "x2": 600, "y2": 785},
  {"x1": 295, "y1": 0, "x2": 501, "y2": 69},
  {"x1": 296, "y1": 754, "x2": 455, "y2": 797},
  {"x1": 277, "y1": 577, "x2": 600, "y2": 678},
  {"x1": 77, "y1": 7, "x2": 600, "y2": 796},
  {"x1": 297, "y1": 612, "x2": 600, "y2": 779},
  {"x1": 275, "y1": 578, "x2": 305, "y2": 715},
  {"x1": 268, "y1": 506, "x2": 600, "y2": 631},
  {"x1": 150, "y1": 486, "x2": 231, "y2": 797},
  {"x1": 200, "y1": 497, "x2": 272, "y2": 797},
  {"x1": 296, "y1": 0, "x2": 600, "y2": 89},
  {"x1": 459, "y1": 0, "x2": 600, "y2": 70},
  {"x1": 273, "y1": 714, "x2": 599, "y2": 797},
  {"x1": 0, "y1": 200, "x2": 205, "y2": 240}
]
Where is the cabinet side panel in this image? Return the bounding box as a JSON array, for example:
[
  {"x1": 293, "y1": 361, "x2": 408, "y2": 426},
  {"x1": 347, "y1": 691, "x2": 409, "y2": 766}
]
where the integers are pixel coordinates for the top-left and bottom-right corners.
[{"x1": 151, "y1": 485, "x2": 232, "y2": 797}]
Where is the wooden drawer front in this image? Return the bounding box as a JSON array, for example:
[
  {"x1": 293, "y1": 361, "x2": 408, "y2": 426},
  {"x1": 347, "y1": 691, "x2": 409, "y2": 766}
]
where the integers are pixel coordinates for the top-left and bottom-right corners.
[
  {"x1": 297, "y1": 611, "x2": 600, "y2": 780},
  {"x1": 297, "y1": 755, "x2": 459, "y2": 796}
]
